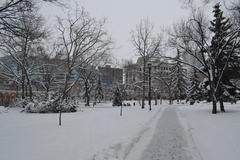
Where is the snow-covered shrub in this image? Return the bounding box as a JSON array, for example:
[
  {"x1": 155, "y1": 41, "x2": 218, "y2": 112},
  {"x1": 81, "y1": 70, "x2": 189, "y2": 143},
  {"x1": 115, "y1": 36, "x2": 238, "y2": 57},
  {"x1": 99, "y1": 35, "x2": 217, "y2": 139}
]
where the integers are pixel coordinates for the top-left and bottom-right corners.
[
  {"x1": 60, "y1": 102, "x2": 78, "y2": 112},
  {"x1": 112, "y1": 87, "x2": 122, "y2": 106},
  {"x1": 12, "y1": 98, "x2": 31, "y2": 108},
  {"x1": 0, "y1": 106, "x2": 9, "y2": 113},
  {"x1": 25, "y1": 102, "x2": 36, "y2": 112},
  {"x1": 24, "y1": 100, "x2": 77, "y2": 113}
]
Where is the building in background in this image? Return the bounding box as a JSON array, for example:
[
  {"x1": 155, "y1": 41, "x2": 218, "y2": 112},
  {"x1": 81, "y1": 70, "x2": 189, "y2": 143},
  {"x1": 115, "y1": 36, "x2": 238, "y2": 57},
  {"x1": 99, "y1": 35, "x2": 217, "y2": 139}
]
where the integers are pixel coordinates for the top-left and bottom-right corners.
[
  {"x1": 124, "y1": 57, "x2": 174, "y2": 100},
  {"x1": 98, "y1": 65, "x2": 123, "y2": 87},
  {"x1": 98, "y1": 65, "x2": 123, "y2": 100}
]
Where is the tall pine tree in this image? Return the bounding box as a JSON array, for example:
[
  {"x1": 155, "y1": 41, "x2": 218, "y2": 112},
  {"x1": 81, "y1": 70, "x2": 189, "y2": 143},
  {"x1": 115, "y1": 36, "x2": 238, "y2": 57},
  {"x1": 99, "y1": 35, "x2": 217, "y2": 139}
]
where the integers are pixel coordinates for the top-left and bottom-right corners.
[
  {"x1": 209, "y1": 3, "x2": 239, "y2": 112},
  {"x1": 170, "y1": 49, "x2": 188, "y2": 103}
]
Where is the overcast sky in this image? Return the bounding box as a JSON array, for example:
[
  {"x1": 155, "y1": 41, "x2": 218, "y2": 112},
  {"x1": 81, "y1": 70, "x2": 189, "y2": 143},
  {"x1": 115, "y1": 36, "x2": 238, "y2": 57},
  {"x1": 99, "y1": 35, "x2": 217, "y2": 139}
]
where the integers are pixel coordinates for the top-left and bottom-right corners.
[
  {"x1": 79, "y1": 0, "x2": 190, "y2": 62},
  {"x1": 40, "y1": 0, "x2": 221, "y2": 63}
]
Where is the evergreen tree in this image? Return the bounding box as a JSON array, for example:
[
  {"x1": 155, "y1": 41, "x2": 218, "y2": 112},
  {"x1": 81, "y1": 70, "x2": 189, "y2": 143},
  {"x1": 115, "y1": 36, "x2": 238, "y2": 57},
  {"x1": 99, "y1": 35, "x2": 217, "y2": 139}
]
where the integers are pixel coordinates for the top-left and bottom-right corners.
[
  {"x1": 208, "y1": 3, "x2": 239, "y2": 112},
  {"x1": 187, "y1": 67, "x2": 202, "y2": 104},
  {"x1": 95, "y1": 75, "x2": 104, "y2": 103},
  {"x1": 112, "y1": 86, "x2": 122, "y2": 106},
  {"x1": 170, "y1": 49, "x2": 188, "y2": 103}
]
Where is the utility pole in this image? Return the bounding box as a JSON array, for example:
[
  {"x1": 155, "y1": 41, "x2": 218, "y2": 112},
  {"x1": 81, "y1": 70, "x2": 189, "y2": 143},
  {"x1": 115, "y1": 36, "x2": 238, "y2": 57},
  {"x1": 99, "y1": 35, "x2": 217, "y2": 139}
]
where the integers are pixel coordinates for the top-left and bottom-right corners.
[{"x1": 148, "y1": 63, "x2": 152, "y2": 111}]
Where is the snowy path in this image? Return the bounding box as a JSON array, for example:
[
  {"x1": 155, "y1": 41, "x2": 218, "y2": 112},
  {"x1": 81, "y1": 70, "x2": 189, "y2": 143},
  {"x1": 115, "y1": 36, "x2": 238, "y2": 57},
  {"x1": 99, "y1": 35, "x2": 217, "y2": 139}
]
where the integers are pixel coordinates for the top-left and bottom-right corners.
[{"x1": 139, "y1": 106, "x2": 193, "y2": 160}]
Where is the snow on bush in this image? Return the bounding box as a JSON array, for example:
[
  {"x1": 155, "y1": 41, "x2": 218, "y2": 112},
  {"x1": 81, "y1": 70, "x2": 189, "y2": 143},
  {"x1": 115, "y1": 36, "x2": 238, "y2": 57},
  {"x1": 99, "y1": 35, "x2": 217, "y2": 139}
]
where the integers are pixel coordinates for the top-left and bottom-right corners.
[
  {"x1": 10, "y1": 98, "x2": 28, "y2": 108},
  {"x1": 0, "y1": 106, "x2": 9, "y2": 113},
  {"x1": 25, "y1": 100, "x2": 77, "y2": 113}
]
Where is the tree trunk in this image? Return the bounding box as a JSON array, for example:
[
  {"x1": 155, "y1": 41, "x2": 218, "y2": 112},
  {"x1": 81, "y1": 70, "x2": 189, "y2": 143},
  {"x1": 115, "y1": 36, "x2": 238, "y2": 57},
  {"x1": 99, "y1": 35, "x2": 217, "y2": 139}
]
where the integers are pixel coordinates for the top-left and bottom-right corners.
[
  {"x1": 169, "y1": 88, "x2": 172, "y2": 105},
  {"x1": 142, "y1": 62, "x2": 146, "y2": 109},
  {"x1": 218, "y1": 86, "x2": 225, "y2": 112},
  {"x1": 16, "y1": 65, "x2": 19, "y2": 98},
  {"x1": 45, "y1": 87, "x2": 49, "y2": 100},
  {"x1": 16, "y1": 83, "x2": 19, "y2": 98},
  {"x1": 28, "y1": 82, "x2": 33, "y2": 101},
  {"x1": 120, "y1": 105, "x2": 123, "y2": 116},
  {"x1": 210, "y1": 73, "x2": 217, "y2": 114},
  {"x1": 85, "y1": 81, "x2": 90, "y2": 106},
  {"x1": 21, "y1": 69, "x2": 25, "y2": 99},
  {"x1": 59, "y1": 110, "x2": 62, "y2": 126},
  {"x1": 26, "y1": 76, "x2": 33, "y2": 101},
  {"x1": 212, "y1": 92, "x2": 217, "y2": 114},
  {"x1": 86, "y1": 95, "x2": 90, "y2": 106},
  {"x1": 25, "y1": 84, "x2": 28, "y2": 97},
  {"x1": 220, "y1": 98, "x2": 225, "y2": 112},
  {"x1": 61, "y1": 72, "x2": 71, "y2": 102}
]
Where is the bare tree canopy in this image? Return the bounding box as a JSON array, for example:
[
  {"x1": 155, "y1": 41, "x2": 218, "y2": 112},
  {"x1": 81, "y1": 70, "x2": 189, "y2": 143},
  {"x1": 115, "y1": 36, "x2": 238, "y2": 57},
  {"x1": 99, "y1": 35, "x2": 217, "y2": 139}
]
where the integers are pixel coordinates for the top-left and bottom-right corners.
[
  {"x1": 0, "y1": 1, "x2": 47, "y2": 100},
  {"x1": 55, "y1": 7, "x2": 112, "y2": 103},
  {"x1": 131, "y1": 19, "x2": 163, "y2": 109}
]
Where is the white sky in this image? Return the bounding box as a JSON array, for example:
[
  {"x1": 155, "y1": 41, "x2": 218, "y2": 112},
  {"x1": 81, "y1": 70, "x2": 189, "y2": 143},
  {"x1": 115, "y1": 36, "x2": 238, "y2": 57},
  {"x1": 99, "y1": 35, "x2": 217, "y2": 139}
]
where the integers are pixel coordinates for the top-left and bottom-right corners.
[
  {"x1": 40, "y1": 0, "x2": 190, "y2": 62},
  {"x1": 40, "y1": 0, "x2": 225, "y2": 62},
  {"x1": 78, "y1": 0, "x2": 190, "y2": 62}
]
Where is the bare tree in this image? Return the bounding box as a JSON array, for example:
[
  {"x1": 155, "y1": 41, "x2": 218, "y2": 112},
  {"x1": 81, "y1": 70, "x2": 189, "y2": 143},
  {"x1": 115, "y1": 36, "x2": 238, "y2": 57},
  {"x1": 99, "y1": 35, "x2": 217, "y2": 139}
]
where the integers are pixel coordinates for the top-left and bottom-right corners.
[
  {"x1": 77, "y1": 66, "x2": 97, "y2": 106},
  {"x1": 56, "y1": 8, "x2": 112, "y2": 102},
  {"x1": 33, "y1": 47, "x2": 59, "y2": 100},
  {"x1": 0, "y1": 0, "x2": 57, "y2": 35},
  {"x1": 0, "y1": 0, "x2": 24, "y2": 13},
  {"x1": 152, "y1": 64, "x2": 175, "y2": 105},
  {"x1": 0, "y1": 1, "x2": 46, "y2": 101},
  {"x1": 131, "y1": 19, "x2": 163, "y2": 109},
  {"x1": 55, "y1": 7, "x2": 112, "y2": 125}
]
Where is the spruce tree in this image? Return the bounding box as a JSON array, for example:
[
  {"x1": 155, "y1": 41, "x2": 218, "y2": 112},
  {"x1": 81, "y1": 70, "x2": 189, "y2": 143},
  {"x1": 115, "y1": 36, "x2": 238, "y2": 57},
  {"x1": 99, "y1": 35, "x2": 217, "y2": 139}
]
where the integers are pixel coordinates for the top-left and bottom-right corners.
[
  {"x1": 187, "y1": 67, "x2": 202, "y2": 104},
  {"x1": 209, "y1": 3, "x2": 238, "y2": 112},
  {"x1": 170, "y1": 49, "x2": 188, "y2": 103},
  {"x1": 95, "y1": 75, "x2": 104, "y2": 103},
  {"x1": 112, "y1": 86, "x2": 122, "y2": 106}
]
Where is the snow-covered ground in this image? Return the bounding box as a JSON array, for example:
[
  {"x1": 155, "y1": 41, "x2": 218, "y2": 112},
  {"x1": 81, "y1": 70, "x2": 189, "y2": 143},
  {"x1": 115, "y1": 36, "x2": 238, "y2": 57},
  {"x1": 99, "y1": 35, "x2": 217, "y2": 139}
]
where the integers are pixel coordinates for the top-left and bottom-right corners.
[
  {"x1": 1, "y1": 102, "x2": 240, "y2": 160},
  {"x1": 178, "y1": 102, "x2": 240, "y2": 160},
  {"x1": 0, "y1": 103, "x2": 163, "y2": 160}
]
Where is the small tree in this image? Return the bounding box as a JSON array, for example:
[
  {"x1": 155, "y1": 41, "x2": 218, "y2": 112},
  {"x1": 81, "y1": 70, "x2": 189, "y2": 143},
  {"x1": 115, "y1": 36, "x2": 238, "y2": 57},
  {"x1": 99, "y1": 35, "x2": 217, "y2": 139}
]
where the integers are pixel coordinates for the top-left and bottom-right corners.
[
  {"x1": 78, "y1": 66, "x2": 97, "y2": 106},
  {"x1": 112, "y1": 86, "x2": 122, "y2": 106},
  {"x1": 95, "y1": 75, "x2": 104, "y2": 103},
  {"x1": 187, "y1": 67, "x2": 202, "y2": 104},
  {"x1": 153, "y1": 68, "x2": 174, "y2": 105}
]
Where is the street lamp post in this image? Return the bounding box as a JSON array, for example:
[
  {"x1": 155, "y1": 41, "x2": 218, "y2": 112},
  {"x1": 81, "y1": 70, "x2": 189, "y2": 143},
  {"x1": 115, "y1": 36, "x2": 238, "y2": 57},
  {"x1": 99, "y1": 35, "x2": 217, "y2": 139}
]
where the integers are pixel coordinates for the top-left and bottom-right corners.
[{"x1": 148, "y1": 63, "x2": 152, "y2": 111}]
